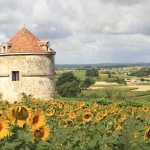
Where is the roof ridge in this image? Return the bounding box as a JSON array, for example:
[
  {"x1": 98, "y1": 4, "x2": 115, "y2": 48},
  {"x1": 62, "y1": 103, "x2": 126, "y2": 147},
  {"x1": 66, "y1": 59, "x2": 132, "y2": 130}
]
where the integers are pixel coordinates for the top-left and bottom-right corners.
[{"x1": 9, "y1": 28, "x2": 40, "y2": 43}]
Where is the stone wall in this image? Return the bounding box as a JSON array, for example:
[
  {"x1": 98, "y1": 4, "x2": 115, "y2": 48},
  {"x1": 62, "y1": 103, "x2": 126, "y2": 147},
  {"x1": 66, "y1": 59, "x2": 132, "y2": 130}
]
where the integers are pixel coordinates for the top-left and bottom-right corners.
[{"x1": 0, "y1": 53, "x2": 55, "y2": 102}]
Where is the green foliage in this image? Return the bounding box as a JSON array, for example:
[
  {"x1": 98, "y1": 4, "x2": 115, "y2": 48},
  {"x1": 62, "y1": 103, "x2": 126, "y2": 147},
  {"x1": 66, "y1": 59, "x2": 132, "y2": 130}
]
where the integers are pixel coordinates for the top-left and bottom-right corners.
[
  {"x1": 57, "y1": 81, "x2": 81, "y2": 97},
  {"x1": 56, "y1": 72, "x2": 81, "y2": 97},
  {"x1": 115, "y1": 77, "x2": 127, "y2": 85},
  {"x1": 80, "y1": 78, "x2": 95, "y2": 90},
  {"x1": 108, "y1": 73, "x2": 112, "y2": 78},
  {"x1": 56, "y1": 72, "x2": 80, "y2": 87},
  {"x1": 129, "y1": 68, "x2": 150, "y2": 77},
  {"x1": 105, "y1": 87, "x2": 113, "y2": 99},
  {"x1": 85, "y1": 68, "x2": 99, "y2": 77}
]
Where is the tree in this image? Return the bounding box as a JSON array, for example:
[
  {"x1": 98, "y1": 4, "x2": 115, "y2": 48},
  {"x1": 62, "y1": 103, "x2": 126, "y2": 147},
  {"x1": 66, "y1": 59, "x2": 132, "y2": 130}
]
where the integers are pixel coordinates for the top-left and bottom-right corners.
[
  {"x1": 85, "y1": 68, "x2": 99, "y2": 77},
  {"x1": 56, "y1": 72, "x2": 81, "y2": 97},
  {"x1": 115, "y1": 77, "x2": 127, "y2": 85},
  {"x1": 108, "y1": 73, "x2": 112, "y2": 78},
  {"x1": 80, "y1": 78, "x2": 95, "y2": 90},
  {"x1": 57, "y1": 81, "x2": 81, "y2": 97}
]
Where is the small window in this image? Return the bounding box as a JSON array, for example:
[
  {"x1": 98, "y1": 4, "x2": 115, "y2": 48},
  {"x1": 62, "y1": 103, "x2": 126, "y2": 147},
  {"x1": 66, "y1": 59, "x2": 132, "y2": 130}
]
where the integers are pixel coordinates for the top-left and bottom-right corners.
[
  {"x1": 3, "y1": 46, "x2": 6, "y2": 52},
  {"x1": 46, "y1": 45, "x2": 49, "y2": 51},
  {"x1": 12, "y1": 71, "x2": 19, "y2": 81}
]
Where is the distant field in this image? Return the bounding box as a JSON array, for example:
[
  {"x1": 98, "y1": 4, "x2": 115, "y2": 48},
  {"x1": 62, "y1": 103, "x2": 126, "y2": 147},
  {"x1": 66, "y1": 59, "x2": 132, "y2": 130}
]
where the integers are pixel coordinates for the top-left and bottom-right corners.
[
  {"x1": 55, "y1": 68, "x2": 150, "y2": 82},
  {"x1": 73, "y1": 70, "x2": 86, "y2": 80}
]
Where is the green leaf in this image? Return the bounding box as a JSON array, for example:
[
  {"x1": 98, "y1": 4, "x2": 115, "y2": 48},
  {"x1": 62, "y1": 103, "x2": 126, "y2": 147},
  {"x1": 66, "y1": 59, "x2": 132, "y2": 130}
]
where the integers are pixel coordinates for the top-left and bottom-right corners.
[
  {"x1": 35, "y1": 140, "x2": 50, "y2": 150},
  {"x1": 3, "y1": 141, "x2": 22, "y2": 149},
  {"x1": 88, "y1": 126, "x2": 95, "y2": 132},
  {"x1": 24, "y1": 132, "x2": 33, "y2": 141},
  {"x1": 89, "y1": 138, "x2": 97, "y2": 148}
]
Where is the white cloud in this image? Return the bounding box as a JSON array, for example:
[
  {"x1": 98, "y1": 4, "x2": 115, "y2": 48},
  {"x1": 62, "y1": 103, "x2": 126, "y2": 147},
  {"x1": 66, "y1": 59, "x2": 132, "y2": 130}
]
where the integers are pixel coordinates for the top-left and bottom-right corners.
[{"x1": 0, "y1": 0, "x2": 150, "y2": 63}]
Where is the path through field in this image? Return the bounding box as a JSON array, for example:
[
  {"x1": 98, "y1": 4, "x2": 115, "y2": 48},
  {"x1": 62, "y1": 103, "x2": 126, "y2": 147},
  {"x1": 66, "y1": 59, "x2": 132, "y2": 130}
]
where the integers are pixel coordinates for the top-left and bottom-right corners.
[{"x1": 91, "y1": 81, "x2": 150, "y2": 91}]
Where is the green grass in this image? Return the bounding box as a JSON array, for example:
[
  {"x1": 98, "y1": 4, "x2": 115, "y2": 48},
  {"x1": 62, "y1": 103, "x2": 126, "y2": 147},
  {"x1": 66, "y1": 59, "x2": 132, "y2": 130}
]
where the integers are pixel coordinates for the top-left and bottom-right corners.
[
  {"x1": 137, "y1": 82, "x2": 150, "y2": 85},
  {"x1": 58, "y1": 86, "x2": 150, "y2": 101},
  {"x1": 73, "y1": 70, "x2": 86, "y2": 80}
]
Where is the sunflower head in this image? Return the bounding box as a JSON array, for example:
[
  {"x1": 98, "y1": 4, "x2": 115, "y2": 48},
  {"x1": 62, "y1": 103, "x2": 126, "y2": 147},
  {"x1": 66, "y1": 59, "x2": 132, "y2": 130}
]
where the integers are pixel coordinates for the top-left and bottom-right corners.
[
  {"x1": 101, "y1": 110, "x2": 108, "y2": 117},
  {"x1": 144, "y1": 127, "x2": 150, "y2": 140},
  {"x1": 114, "y1": 123, "x2": 122, "y2": 130},
  {"x1": 134, "y1": 133, "x2": 139, "y2": 139},
  {"x1": 0, "y1": 110, "x2": 4, "y2": 119},
  {"x1": 68, "y1": 111, "x2": 76, "y2": 119},
  {"x1": 76, "y1": 115, "x2": 83, "y2": 122},
  {"x1": 93, "y1": 102, "x2": 99, "y2": 108},
  {"x1": 58, "y1": 119, "x2": 68, "y2": 128},
  {"x1": 142, "y1": 106, "x2": 149, "y2": 113},
  {"x1": 95, "y1": 114, "x2": 103, "y2": 122},
  {"x1": 28, "y1": 109, "x2": 46, "y2": 130},
  {"x1": 0, "y1": 119, "x2": 11, "y2": 139},
  {"x1": 66, "y1": 119, "x2": 74, "y2": 125},
  {"x1": 33, "y1": 125, "x2": 50, "y2": 141},
  {"x1": 80, "y1": 101, "x2": 85, "y2": 107},
  {"x1": 83, "y1": 112, "x2": 93, "y2": 123},
  {"x1": 12, "y1": 106, "x2": 29, "y2": 120},
  {"x1": 6, "y1": 105, "x2": 31, "y2": 127},
  {"x1": 45, "y1": 109, "x2": 55, "y2": 116},
  {"x1": 59, "y1": 110, "x2": 66, "y2": 117}
]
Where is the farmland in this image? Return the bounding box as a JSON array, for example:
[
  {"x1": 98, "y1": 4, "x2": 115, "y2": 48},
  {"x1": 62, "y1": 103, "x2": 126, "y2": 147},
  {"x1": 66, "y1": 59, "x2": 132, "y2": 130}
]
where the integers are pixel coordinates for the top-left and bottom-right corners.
[
  {"x1": 1, "y1": 64, "x2": 150, "y2": 149},
  {"x1": 56, "y1": 66, "x2": 150, "y2": 99}
]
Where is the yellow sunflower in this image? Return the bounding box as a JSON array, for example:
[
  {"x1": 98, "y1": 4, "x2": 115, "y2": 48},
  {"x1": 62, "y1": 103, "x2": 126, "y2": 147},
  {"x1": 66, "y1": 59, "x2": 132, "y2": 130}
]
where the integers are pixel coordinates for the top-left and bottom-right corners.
[
  {"x1": 83, "y1": 112, "x2": 93, "y2": 123},
  {"x1": 0, "y1": 110, "x2": 4, "y2": 119},
  {"x1": 93, "y1": 102, "x2": 99, "y2": 108},
  {"x1": 66, "y1": 119, "x2": 74, "y2": 125},
  {"x1": 144, "y1": 127, "x2": 150, "y2": 140},
  {"x1": 114, "y1": 123, "x2": 122, "y2": 130},
  {"x1": 68, "y1": 111, "x2": 76, "y2": 119},
  {"x1": 58, "y1": 119, "x2": 68, "y2": 128},
  {"x1": 32, "y1": 125, "x2": 50, "y2": 141},
  {"x1": 135, "y1": 115, "x2": 140, "y2": 120},
  {"x1": 95, "y1": 114, "x2": 103, "y2": 122},
  {"x1": 74, "y1": 125, "x2": 81, "y2": 129},
  {"x1": 118, "y1": 114, "x2": 126, "y2": 122},
  {"x1": 59, "y1": 110, "x2": 66, "y2": 117},
  {"x1": 45, "y1": 109, "x2": 55, "y2": 117},
  {"x1": 58, "y1": 103, "x2": 63, "y2": 109},
  {"x1": 142, "y1": 106, "x2": 149, "y2": 113},
  {"x1": 134, "y1": 133, "x2": 139, "y2": 139},
  {"x1": 76, "y1": 115, "x2": 83, "y2": 122},
  {"x1": 6, "y1": 105, "x2": 31, "y2": 128},
  {"x1": 80, "y1": 101, "x2": 85, "y2": 107},
  {"x1": 101, "y1": 110, "x2": 108, "y2": 117},
  {"x1": 0, "y1": 119, "x2": 11, "y2": 139},
  {"x1": 28, "y1": 109, "x2": 46, "y2": 130}
]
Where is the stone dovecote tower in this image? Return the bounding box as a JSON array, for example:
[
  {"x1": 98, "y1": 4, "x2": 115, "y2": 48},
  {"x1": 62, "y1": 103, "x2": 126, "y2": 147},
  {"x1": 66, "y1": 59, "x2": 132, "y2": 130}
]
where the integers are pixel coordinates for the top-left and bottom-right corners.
[{"x1": 0, "y1": 28, "x2": 56, "y2": 102}]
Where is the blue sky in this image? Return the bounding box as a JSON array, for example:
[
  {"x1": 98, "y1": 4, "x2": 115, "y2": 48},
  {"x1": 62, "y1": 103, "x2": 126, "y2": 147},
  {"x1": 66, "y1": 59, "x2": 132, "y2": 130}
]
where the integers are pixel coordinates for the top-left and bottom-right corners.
[{"x1": 0, "y1": 0, "x2": 150, "y2": 64}]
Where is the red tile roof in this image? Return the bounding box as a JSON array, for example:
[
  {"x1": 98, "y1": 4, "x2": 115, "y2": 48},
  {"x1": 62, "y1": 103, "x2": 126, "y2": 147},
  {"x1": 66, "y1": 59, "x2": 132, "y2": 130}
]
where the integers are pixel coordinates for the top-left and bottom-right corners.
[
  {"x1": 38, "y1": 41, "x2": 49, "y2": 46},
  {"x1": 7, "y1": 28, "x2": 51, "y2": 53}
]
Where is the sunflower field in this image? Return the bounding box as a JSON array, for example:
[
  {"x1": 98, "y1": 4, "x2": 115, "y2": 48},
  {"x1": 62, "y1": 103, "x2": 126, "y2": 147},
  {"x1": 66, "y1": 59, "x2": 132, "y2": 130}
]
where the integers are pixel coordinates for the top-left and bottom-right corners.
[{"x1": 1, "y1": 97, "x2": 150, "y2": 150}]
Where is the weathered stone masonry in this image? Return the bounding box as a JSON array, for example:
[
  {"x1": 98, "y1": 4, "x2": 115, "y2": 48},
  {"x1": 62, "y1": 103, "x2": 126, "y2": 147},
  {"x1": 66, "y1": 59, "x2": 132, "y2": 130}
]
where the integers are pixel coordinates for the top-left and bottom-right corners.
[{"x1": 0, "y1": 28, "x2": 56, "y2": 102}]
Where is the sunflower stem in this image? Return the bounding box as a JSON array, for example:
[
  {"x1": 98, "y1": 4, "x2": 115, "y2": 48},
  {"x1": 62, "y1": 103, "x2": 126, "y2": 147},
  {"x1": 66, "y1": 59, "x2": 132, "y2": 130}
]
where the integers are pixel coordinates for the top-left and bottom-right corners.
[{"x1": 23, "y1": 124, "x2": 27, "y2": 150}]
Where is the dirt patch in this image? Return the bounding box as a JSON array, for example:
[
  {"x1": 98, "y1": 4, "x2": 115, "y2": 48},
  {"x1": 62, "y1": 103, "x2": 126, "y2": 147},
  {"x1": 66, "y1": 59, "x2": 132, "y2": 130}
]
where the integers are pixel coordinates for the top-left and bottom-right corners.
[
  {"x1": 128, "y1": 85, "x2": 150, "y2": 91},
  {"x1": 91, "y1": 82, "x2": 150, "y2": 91},
  {"x1": 90, "y1": 87, "x2": 104, "y2": 89},
  {"x1": 94, "y1": 81, "x2": 118, "y2": 85}
]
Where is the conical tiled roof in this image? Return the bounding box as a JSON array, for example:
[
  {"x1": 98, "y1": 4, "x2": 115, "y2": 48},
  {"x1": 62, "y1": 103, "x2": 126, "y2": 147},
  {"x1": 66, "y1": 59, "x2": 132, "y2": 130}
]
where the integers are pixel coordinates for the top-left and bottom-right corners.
[{"x1": 7, "y1": 28, "x2": 47, "y2": 53}]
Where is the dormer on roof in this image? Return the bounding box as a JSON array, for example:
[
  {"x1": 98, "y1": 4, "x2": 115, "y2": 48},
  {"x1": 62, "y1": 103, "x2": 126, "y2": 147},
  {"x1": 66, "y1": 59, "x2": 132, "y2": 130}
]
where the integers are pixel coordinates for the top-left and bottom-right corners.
[
  {"x1": 0, "y1": 42, "x2": 12, "y2": 53},
  {"x1": 38, "y1": 40, "x2": 51, "y2": 51}
]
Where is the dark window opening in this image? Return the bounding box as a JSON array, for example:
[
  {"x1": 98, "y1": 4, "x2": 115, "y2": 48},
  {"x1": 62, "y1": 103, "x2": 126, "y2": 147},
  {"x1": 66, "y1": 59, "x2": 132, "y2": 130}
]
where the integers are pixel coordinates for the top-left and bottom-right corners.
[
  {"x1": 3, "y1": 46, "x2": 6, "y2": 52},
  {"x1": 46, "y1": 45, "x2": 49, "y2": 51},
  {"x1": 12, "y1": 71, "x2": 19, "y2": 81}
]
